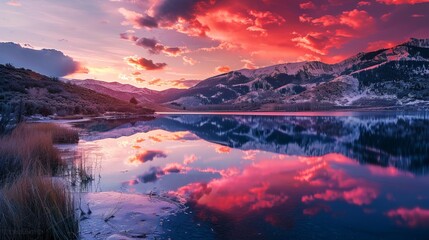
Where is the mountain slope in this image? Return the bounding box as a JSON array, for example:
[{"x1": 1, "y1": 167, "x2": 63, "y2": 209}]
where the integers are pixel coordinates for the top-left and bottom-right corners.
[
  {"x1": 67, "y1": 79, "x2": 186, "y2": 111},
  {"x1": 166, "y1": 38, "x2": 429, "y2": 110},
  {"x1": 0, "y1": 64, "x2": 154, "y2": 117}
]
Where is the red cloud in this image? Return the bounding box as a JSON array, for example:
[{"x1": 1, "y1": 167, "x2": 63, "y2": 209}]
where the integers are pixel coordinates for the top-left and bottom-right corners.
[
  {"x1": 216, "y1": 65, "x2": 231, "y2": 73},
  {"x1": 358, "y1": 1, "x2": 371, "y2": 6},
  {"x1": 125, "y1": 56, "x2": 167, "y2": 70},
  {"x1": 300, "y1": 1, "x2": 316, "y2": 9},
  {"x1": 311, "y1": 9, "x2": 374, "y2": 29},
  {"x1": 377, "y1": 0, "x2": 429, "y2": 4},
  {"x1": 340, "y1": 9, "x2": 374, "y2": 29},
  {"x1": 366, "y1": 40, "x2": 397, "y2": 51},
  {"x1": 117, "y1": 0, "x2": 428, "y2": 64},
  {"x1": 292, "y1": 32, "x2": 343, "y2": 55}
]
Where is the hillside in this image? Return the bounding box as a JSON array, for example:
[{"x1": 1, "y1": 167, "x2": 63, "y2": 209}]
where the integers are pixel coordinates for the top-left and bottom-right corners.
[
  {"x1": 67, "y1": 79, "x2": 186, "y2": 111},
  {"x1": 0, "y1": 64, "x2": 154, "y2": 118}
]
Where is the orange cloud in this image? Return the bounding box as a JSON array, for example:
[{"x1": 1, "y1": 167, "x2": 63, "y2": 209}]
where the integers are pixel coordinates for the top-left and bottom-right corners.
[
  {"x1": 128, "y1": 150, "x2": 167, "y2": 164},
  {"x1": 215, "y1": 145, "x2": 231, "y2": 154},
  {"x1": 216, "y1": 65, "x2": 231, "y2": 73}
]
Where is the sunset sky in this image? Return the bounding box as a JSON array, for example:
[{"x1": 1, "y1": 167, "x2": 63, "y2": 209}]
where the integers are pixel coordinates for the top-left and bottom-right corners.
[{"x1": 0, "y1": 0, "x2": 428, "y2": 90}]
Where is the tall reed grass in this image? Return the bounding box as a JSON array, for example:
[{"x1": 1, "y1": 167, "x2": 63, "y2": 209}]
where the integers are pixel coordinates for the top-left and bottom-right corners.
[
  {"x1": 0, "y1": 123, "x2": 80, "y2": 239},
  {"x1": 0, "y1": 175, "x2": 78, "y2": 240}
]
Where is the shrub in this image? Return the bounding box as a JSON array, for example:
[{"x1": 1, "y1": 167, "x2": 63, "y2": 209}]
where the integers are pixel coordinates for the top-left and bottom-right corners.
[{"x1": 130, "y1": 97, "x2": 138, "y2": 105}]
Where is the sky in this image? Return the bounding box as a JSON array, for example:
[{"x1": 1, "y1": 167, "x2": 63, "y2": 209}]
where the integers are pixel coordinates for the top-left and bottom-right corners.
[{"x1": 0, "y1": 0, "x2": 428, "y2": 90}]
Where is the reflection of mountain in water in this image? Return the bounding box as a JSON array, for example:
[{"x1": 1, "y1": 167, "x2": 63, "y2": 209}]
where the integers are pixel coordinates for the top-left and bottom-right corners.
[{"x1": 77, "y1": 113, "x2": 429, "y2": 174}]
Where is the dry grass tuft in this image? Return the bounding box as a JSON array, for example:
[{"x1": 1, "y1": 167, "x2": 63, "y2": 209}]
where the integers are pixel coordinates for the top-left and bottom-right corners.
[
  {"x1": 0, "y1": 123, "x2": 80, "y2": 239},
  {"x1": 0, "y1": 175, "x2": 78, "y2": 240},
  {"x1": 12, "y1": 123, "x2": 79, "y2": 144},
  {"x1": 0, "y1": 123, "x2": 79, "y2": 183}
]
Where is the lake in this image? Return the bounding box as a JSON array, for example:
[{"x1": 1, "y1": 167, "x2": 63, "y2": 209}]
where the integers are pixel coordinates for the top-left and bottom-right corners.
[{"x1": 71, "y1": 112, "x2": 429, "y2": 239}]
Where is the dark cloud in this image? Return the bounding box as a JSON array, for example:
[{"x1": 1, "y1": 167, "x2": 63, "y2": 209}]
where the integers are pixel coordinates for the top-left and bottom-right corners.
[
  {"x1": 135, "y1": 37, "x2": 164, "y2": 54},
  {"x1": 119, "y1": 0, "x2": 213, "y2": 36},
  {"x1": 125, "y1": 56, "x2": 167, "y2": 70},
  {"x1": 120, "y1": 32, "x2": 138, "y2": 41},
  {"x1": 135, "y1": 37, "x2": 185, "y2": 56},
  {"x1": 0, "y1": 42, "x2": 87, "y2": 77},
  {"x1": 137, "y1": 14, "x2": 159, "y2": 28}
]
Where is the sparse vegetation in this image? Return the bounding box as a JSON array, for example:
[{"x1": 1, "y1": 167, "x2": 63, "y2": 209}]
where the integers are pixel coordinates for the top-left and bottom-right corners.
[
  {"x1": 129, "y1": 97, "x2": 138, "y2": 105},
  {"x1": 0, "y1": 64, "x2": 154, "y2": 118},
  {"x1": 0, "y1": 123, "x2": 80, "y2": 239}
]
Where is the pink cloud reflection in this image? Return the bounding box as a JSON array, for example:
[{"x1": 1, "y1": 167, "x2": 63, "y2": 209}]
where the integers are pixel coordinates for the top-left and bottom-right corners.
[{"x1": 387, "y1": 207, "x2": 429, "y2": 227}]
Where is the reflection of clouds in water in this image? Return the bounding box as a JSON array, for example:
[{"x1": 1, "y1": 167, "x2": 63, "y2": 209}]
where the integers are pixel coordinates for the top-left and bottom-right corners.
[
  {"x1": 175, "y1": 153, "x2": 382, "y2": 221},
  {"x1": 147, "y1": 131, "x2": 199, "y2": 143},
  {"x1": 242, "y1": 150, "x2": 259, "y2": 160},
  {"x1": 176, "y1": 159, "x2": 296, "y2": 213},
  {"x1": 139, "y1": 167, "x2": 164, "y2": 183},
  {"x1": 297, "y1": 153, "x2": 379, "y2": 206},
  {"x1": 163, "y1": 163, "x2": 188, "y2": 173},
  {"x1": 387, "y1": 207, "x2": 429, "y2": 228},
  {"x1": 302, "y1": 188, "x2": 378, "y2": 206},
  {"x1": 128, "y1": 150, "x2": 167, "y2": 164},
  {"x1": 215, "y1": 145, "x2": 231, "y2": 154},
  {"x1": 183, "y1": 154, "x2": 198, "y2": 165},
  {"x1": 127, "y1": 163, "x2": 188, "y2": 185}
]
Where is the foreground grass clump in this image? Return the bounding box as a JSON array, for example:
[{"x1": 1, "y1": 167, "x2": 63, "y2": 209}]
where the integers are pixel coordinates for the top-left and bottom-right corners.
[
  {"x1": 0, "y1": 123, "x2": 79, "y2": 183},
  {"x1": 0, "y1": 175, "x2": 78, "y2": 240},
  {"x1": 12, "y1": 123, "x2": 79, "y2": 144},
  {"x1": 0, "y1": 123, "x2": 80, "y2": 239}
]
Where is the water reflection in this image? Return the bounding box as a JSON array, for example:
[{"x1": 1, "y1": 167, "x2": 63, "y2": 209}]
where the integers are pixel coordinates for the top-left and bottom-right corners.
[{"x1": 73, "y1": 113, "x2": 429, "y2": 239}]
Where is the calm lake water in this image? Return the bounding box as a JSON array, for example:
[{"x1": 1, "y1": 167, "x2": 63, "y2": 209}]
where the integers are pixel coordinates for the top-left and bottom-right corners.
[{"x1": 72, "y1": 112, "x2": 429, "y2": 240}]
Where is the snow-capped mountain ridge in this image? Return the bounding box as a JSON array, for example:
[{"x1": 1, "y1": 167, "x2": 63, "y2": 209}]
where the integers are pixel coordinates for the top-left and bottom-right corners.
[
  {"x1": 166, "y1": 38, "x2": 429, "y2": 109},
  {"x1": 65, "y1": 38, "x2": 429, "y2": 110}
]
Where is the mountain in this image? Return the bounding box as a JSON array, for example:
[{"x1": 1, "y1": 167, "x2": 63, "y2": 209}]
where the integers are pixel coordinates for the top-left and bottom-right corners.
[
  {"x1": 0, "y1": 64, "x2": 154, "y2": 119},
  {"x1": 66, "y1": 79, "x2": 186, "y2": 111},
  {"x1": 64, "y1": 38, "x2": 429, "y2": 111},
  {"x1": 164, "y1": 38, "x2": 429, "y2": 110}
]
